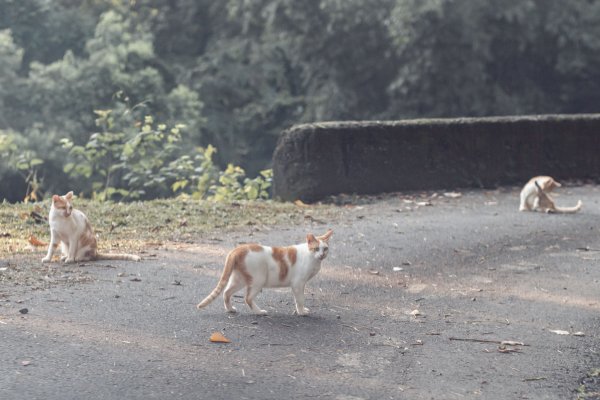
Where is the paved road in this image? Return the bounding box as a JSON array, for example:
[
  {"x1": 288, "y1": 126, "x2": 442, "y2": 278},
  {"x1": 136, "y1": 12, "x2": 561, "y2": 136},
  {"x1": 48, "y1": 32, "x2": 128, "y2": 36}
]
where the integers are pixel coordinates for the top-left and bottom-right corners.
[{"x1": 1, "y1": 185, "x2": 599, "y2": 399}]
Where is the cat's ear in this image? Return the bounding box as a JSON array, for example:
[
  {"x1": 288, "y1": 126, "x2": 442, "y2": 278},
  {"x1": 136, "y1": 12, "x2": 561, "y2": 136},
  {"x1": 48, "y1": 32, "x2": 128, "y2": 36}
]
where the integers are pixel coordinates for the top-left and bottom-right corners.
[
  {"x1": 52, "y1": 195, "x2": 60, "y2": 203},
  {"x1": 306, "y1": 233, "x2": 318, "y2": 249},
  {"x1": 65, "y1": 191, "x2": 74, "y2": 199},
  {"x1": 317, "y1": 229, "x2": 333, "y2": 242}
]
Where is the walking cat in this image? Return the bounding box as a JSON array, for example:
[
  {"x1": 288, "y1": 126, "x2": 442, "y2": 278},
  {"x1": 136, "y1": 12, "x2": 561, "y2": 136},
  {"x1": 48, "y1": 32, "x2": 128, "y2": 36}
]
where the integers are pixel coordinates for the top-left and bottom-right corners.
[
  {"x1": 41, "y1": 191, "x2": 141, "y2": 263},
  {"x1": 197, "y1": 229, "x2": 333, "y2": 315},
  {"x1": 533, "y1": 181, "x2": 582, "y2": 214},
  {"x1": 519, "y1": 176, "x2": 561, "y2": 211}
]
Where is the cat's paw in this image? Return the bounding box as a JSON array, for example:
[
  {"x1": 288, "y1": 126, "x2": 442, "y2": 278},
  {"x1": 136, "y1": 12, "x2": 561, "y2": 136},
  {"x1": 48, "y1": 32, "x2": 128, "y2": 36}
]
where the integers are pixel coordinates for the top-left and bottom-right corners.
[
  {"x1": 64, "y1": 257, "x2": 75, "y2": 264},
  {"x1": 296, "y1": 307, "x2": 310, "y2": 316},
  {"x1": 41, "y1": 256, "x2": 51, "y2": 263},
  {"x1": 226, "y1": 306, "x2": 237, "y2": 313},
  {"x1": 60, "y1": 256, "x2": 67, "y2": 262},
  {"x1": 254, "y1": 309, "x2": 268, "y2": 316}
]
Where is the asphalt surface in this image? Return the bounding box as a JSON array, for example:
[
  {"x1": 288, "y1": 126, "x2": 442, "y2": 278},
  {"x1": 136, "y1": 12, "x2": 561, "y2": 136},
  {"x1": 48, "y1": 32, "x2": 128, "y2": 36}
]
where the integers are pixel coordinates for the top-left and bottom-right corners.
[{"x1": 1, "y1": 185, "x2": 599, "y2": 400}]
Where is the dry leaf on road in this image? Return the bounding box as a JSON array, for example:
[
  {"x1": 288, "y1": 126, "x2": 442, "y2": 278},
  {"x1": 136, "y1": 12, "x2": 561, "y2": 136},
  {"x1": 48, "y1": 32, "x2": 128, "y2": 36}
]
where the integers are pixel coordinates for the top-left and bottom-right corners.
[
  {"x1": 210, "y1": 332, "x2": 231, "y2": 343},
  {"x1": 28, "y1": 235, "x2": 48, "y2": 247}
]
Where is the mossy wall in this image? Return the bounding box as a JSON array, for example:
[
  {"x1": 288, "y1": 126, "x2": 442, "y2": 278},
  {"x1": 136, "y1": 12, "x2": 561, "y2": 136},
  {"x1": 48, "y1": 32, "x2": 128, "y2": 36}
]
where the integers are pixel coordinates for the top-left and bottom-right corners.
[{"x1": 272, "y1": 115, "x2": 600, "y2": 201}]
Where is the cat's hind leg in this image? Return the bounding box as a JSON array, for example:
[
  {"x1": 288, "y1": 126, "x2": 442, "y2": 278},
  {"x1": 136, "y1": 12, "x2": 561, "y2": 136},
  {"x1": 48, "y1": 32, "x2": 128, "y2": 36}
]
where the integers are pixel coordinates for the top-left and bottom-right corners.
[
  {"x1": 292, "y1": 284, "x2": 310, "y2": 316},
  {"x1": 245, "y1": 285, "x2": 268, "y2": 315},
  {"x1": 223, "y1": 273, "x2": 245, "y2": 313}
]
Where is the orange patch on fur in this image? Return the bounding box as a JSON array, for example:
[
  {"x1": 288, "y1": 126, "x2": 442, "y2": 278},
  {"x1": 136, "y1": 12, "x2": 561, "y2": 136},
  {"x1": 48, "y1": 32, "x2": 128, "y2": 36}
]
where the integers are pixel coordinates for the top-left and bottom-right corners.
[
  {"x1": 230, "y1": 246, "x2": 253, "y2": 285},
  {"x1": 272, "y1": 246, "x2": 290, "y2": 281},
  {"x1": 287, "y1": 246, "x2": 297, "y2": 266},
  {"x1": 53, "y1": 199, "x2": 67, "y2": 209},
  {"x1": 247, "y1": 243, "x2": 263, "y2": 252},
  {"x1": 307, "y1": 234, "x2": 319, "y2": 252}
]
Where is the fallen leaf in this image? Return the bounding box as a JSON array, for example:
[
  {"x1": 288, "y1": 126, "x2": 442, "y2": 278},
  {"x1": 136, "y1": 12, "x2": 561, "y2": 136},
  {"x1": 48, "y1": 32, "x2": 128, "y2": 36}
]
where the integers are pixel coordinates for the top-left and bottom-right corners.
[
  {"x1": 443, "y1": 192, "x2": 462, "y2": 199},
  {"x1": 416, "y1": 201, "x2": 432, "y2": 206},
  {"x1": 130, "y1": 277, "x2": 142, "y2": 282},
  {"x1": 28, "y1": 235, "x2": 48, "y2": 247},
  {"x1": 410, "y1": 309, "x2": 421, "y2": 317},
  {"x1": 21, "y1": 360, "x2": 32, "y2": 366},
  {"x1": 179, "y1": 219, "x2": 188, "y2": 227},
  {"x1": 500, "y1": 341, "x2": 525, "y2": 346},
  {"x1": 523, "y1": 377, "x2": 546, "y2": 382},
  {"x1": 549, "y1": 329, "x2": 570, "y2": 335},
  {"x1": 30, "y1": 211, "x2": 46, "y2": 224},
  {"x1": 368, "y1": 269, "x2": 380, "y2": 275},
  {"x1": 497, "y1": 346, "x2": 521, "y2": 353},
  {"x1": 210, "y1": 332, "x2": 231, "y2": 343},
  {"x1": 393, "y1": 267, "x2": 403, "y2": 272},
  {"x1": 572, "y1": 332, "x2": 585, "y2": 337},
  {"x1": 294, "y1": 200, "x2": 309, "y2": 207},
  {"x1": 19, "y1": 308, "x2": 28, "y2": 314}
]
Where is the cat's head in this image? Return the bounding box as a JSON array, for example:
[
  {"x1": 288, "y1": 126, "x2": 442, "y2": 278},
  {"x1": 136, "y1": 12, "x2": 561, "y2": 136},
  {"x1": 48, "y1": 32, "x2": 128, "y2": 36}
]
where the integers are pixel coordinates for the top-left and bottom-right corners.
[
  {"x1": 307, "y1": 229, "x2": 333, "y2": 261},
  {"x1": 51, "y1": 191, "x2": 74, "y2": 217}
]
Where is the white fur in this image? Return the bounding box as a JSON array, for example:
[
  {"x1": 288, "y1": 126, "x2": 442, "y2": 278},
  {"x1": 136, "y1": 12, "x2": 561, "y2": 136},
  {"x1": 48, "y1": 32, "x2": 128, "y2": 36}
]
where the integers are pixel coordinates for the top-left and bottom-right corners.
[
  {"x1": 519, "y1": 176, "x2": 559, "y2": 211},
  {"x1": 197, "y1": 230, "x2": 332, "y2": 316}
]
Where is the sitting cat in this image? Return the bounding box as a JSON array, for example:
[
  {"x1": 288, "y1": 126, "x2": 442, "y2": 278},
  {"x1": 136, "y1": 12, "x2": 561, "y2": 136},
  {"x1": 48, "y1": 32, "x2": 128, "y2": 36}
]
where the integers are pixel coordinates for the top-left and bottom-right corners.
[
  {"x1": 197, "y1": 229, "x2": 333, "y2": 316},
  {"x1": 519, "y1": 176, "x2": 561, "y2": 211},
  {"x1": 41, "y1": 191, "x2": 141, "y2": 263},
  {"x1": 533, "y1": 181, "x2": 582, "y2": 214}
]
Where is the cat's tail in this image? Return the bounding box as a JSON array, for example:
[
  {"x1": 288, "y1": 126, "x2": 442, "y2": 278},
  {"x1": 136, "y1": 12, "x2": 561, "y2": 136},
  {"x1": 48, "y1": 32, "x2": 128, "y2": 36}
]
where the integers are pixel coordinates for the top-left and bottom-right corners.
[
  {"x1": 197, "y1": 249, "x2": 236, "y2": 309},
  {"x1": 551, "y1": 200, "x2": 583, "y2": 214},
  {"x1": 96, "y1": 253, "x2": 141, "y2": 261}
]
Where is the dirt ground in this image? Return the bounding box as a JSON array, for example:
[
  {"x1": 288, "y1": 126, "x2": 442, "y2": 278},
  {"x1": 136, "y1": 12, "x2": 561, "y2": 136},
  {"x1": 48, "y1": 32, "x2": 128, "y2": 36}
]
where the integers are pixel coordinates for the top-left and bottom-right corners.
[{"x1": 1, "y1": 185, "x2": 599, "y2": 399}]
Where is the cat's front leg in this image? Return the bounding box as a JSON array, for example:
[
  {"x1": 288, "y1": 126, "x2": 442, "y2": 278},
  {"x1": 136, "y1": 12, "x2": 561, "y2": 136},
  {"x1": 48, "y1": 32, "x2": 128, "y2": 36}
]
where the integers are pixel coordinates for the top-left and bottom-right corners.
[
  {"x1": 41, "y1": 231, "x2": 58, "y2": 263},
  {"x1": 292, "y1": 284, "x2": 309, "y2": 316},
  {"x1": 64, "y1": 240, "x2": 77, "y2": 263}
]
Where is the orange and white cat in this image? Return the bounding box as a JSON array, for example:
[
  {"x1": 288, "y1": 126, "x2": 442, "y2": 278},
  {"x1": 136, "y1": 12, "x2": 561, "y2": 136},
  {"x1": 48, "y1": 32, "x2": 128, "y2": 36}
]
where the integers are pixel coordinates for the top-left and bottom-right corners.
[
  {"x1": 533, "y1": 181, "x2": 582, "y2": 214},
  {"x1": 41, "y1": 191, "x2": 141, "y2": 263},
  {"x1": 197, "y1": 229, "x2": 333, "y2": 316},
  {"x1": 519, "y1": 176, "x2": 561, "y2": 211}
]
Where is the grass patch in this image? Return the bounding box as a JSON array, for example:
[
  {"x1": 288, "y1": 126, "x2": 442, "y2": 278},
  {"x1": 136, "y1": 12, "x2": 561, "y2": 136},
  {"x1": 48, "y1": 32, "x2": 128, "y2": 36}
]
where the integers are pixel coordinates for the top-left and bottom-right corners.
[{"x1": 0, "y1": 198, "x2": 340, "y2": 258}]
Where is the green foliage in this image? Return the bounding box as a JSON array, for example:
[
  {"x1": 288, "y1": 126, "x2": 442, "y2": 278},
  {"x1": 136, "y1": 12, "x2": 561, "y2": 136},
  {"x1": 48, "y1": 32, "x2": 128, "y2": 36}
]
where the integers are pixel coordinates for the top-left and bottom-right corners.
[
  {"x1": 61, "y1": 107, "x2": 272, "y2": 202},
  {"x1": 0, "y1": 130, "x2": 44, "y2": 201}
]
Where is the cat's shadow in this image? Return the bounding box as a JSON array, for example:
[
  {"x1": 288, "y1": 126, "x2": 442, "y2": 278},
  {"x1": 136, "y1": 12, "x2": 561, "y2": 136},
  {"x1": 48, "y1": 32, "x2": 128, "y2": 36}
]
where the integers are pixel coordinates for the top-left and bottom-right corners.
[{"x1": 222, "y1": 310, "x2": 338, "y2": 343}]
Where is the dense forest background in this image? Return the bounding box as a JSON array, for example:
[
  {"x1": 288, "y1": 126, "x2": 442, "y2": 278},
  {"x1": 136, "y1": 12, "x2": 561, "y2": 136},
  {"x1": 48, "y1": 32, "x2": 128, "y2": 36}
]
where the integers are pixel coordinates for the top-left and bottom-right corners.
[{"x1": 1, "y1": 0, "x2": 600, "y2": 202}]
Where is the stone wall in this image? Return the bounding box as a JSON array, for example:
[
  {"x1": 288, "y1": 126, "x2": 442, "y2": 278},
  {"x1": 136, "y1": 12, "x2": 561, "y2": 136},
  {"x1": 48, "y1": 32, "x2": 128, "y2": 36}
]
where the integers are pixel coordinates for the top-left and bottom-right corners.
[{"x1": 272, "y1": 114, "x2": 600, "y2": 202}]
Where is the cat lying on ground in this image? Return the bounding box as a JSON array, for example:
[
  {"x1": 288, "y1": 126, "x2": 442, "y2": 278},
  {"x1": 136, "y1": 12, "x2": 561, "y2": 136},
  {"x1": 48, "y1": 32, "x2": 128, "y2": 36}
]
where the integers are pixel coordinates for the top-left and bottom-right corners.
[
  {"x1": 42, "y1": 191, "x2": 141, "y2": 263},
  {"x1": 197, "y1": 229, "x2": 333, "y2": 316}
]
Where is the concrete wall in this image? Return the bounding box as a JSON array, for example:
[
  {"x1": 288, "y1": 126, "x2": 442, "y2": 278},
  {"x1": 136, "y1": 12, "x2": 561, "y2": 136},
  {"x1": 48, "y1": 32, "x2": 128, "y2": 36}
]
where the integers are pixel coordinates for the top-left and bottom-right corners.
[{"x1": 272, "y1": 114, "x2": 600, "y2": 202}]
